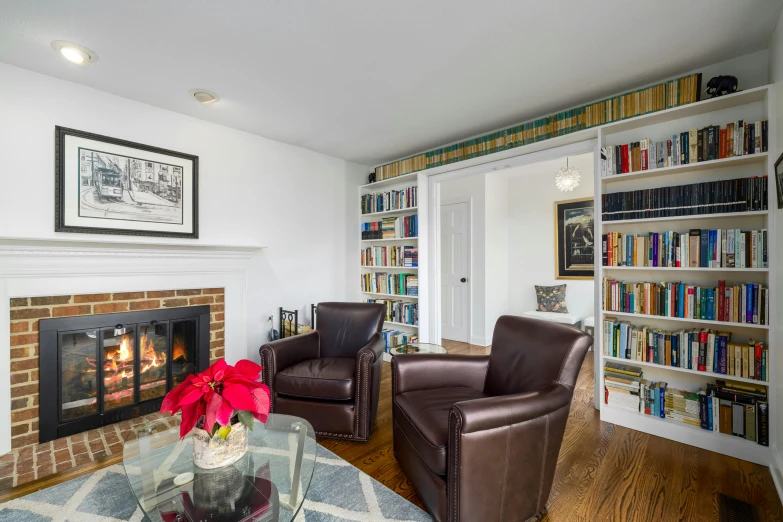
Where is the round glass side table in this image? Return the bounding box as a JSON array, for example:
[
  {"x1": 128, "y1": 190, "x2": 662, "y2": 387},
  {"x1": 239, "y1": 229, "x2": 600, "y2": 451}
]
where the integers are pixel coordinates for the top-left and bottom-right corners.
[{"x1": 389, "y1": 342, "x2": 448, "y2": 356}]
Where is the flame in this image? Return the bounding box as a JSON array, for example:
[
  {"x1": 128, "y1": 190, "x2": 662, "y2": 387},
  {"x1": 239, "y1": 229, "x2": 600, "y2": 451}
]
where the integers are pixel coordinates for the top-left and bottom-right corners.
[
  {"x1": 140, "y1": 332, "x2": 166, "y2": 373},
  {"x1": 172, "y1": 335, "x2": 186, "y2": 361}
]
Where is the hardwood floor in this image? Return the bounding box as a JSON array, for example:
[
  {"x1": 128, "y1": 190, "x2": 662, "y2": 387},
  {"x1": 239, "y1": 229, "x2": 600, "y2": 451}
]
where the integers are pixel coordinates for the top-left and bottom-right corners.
[
  {"x1": 322, "y1": 340, "x2": 783, "y2": 521},
  {"x1": 3, "y1": 340, "x2": 783, "y2": 521}
]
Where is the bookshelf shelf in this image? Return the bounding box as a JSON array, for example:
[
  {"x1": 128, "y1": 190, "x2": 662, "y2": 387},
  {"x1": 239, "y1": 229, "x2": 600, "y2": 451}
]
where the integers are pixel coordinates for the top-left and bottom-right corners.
[
  {"x1": 360, "y1": 171, "x2": 419, "y2": 190},
  {"x1": 384, "y1": 321, "x2": 419, "y2": 328},
  {"x1": 604, "y1": 211, "x2": 768, "y2": 225},
  {"x1": 361, "y1": 265, "x2": 419, "y2": 270},
  {"x1": 601, "y1": 404, "x2": 768, "y2": 465},
  {"x1": 361, "y1": 237, "x2": 418, "y2": 243},
  {"x1": 603, "y1": 311, "x2": 769, "y2": 330},
  {"x1": 603, "y1": 355, "x2": 769, "y2": 386},
  {"x1": 361, "y1": 206, "x2": 418, "y2": 218},
  {"x1": 602, "y1": 153, "x2": 769, "y2": 183},
  {"x1": 602, "y1": 266, "x2": 768, "y2": 273},
  {"x1": 361, "y1": 292, "x2": 418, "y2": 299},
  {"x1": 600, "y1": 86, "x2": 769, "y2": 136},
  {"x1": 595, "y1": 84, "x2": 774, "y2": 464}
]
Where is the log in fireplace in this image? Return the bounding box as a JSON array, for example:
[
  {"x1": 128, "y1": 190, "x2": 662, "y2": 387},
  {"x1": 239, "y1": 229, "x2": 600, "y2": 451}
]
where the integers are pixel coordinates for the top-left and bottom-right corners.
[{"x1": 38, "y1": 306, "x2": 210, "y2": 443}]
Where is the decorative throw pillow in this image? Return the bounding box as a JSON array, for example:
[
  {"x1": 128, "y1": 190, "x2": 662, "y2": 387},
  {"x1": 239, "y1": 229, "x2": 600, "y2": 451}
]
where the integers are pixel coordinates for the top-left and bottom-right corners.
[{"x1": 535, "y1": 285, "x2": 569, "y2": 313}]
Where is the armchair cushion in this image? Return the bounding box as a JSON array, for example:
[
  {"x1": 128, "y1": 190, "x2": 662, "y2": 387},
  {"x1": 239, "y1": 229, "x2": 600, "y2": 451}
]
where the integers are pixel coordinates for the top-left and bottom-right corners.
[
  {"x1": 275, "y1": 357, "x2": 355, "y2": 401},
  {"x1": 394, "y1": 387, "x2": 487, "y2": 476}
]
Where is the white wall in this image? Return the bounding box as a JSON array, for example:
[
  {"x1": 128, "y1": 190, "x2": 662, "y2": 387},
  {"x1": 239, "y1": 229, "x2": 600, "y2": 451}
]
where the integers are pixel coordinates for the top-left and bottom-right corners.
[
  {"x1": 484, "y1": 174, "x2": 509, "y2": 340},
  {"x1": 0, "y1": 63, "x2": 368, "y2": 362},
  {"x1": 505, "y1": 153, "x2": 595, "y2": 321},
  {"x1": 440, "y1": 173, "x2": 487, "y2": 344},
  {"x1": 767, "y1": 10, "x2": 783, "y2": 489}
]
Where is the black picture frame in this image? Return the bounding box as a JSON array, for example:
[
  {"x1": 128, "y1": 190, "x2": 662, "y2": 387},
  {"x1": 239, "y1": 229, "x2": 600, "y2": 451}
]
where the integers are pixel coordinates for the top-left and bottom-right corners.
[
  {"x1": 55, "y1": 126, "x2": 199, "y2": 238},
  {"x1": 774, "y1": 151, "x2": 783, "y2": 209},
  {"x1": 555, "y1": 197, "x2": 594, "y2": 279}
]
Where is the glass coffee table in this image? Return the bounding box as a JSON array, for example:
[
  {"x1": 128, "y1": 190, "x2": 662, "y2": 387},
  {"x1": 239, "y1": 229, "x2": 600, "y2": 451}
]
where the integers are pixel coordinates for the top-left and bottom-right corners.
[
  {"x1": 390, "y1": 342, "x2": 447, "y2": 356},
  {"x1": 123, "y1": 414, "x2": 317, "y2": 521}
]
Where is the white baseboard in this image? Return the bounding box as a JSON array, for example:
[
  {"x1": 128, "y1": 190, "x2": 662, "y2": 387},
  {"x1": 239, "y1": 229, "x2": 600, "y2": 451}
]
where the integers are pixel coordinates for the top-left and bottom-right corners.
[
  {"x1": 469, "y1": 336, "x2": 490, "y2": 347},
  {"x1": 771, "y1": 444, "x2": 783, "y2": 504}
]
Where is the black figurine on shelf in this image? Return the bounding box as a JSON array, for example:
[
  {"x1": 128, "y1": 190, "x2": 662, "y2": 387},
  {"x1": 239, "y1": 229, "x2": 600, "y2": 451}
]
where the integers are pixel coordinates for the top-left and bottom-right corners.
[
  {"x1": 368, "y1": 172, "x2": 376, "y2": 183},
  {"x1": 705, "y1": 75, "x2": 738, "y2": 98}
]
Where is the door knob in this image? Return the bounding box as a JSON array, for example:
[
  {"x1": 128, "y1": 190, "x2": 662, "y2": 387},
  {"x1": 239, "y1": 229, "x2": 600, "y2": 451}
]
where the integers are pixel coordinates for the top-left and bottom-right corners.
[{"x1": 460, "y1": 278, "x2": 467, "y2": 283}]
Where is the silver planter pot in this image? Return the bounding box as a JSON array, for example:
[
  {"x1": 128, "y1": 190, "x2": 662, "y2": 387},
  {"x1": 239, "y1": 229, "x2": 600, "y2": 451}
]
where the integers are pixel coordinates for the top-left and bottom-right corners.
[{"x1": 191, "y1": 422, "x2": 249, "y2": 469}]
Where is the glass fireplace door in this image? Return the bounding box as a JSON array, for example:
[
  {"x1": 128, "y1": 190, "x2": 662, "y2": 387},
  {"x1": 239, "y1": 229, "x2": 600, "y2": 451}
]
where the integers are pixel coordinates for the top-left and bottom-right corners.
[
  {"x1": 138, "y1": 322, "x2": 168, "y2": 401},
  {"x1": 60, "y1": 330, "x2": 99, "y2": 422},
  {"x1": 102, "y1": 326, "x2": 136, "y2": 411}
]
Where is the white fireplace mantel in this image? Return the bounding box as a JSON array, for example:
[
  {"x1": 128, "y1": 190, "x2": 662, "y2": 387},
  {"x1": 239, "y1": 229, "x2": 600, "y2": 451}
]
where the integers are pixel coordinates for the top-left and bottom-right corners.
[{"x1": 0, "y1": 235, "x2": 265, "y2": 454}]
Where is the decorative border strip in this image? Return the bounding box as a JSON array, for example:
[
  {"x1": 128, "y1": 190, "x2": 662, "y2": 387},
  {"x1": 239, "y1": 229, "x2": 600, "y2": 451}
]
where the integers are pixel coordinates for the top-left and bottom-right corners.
[{"x1": 374, "y1": 73, "x2": 702, "y2": 181}]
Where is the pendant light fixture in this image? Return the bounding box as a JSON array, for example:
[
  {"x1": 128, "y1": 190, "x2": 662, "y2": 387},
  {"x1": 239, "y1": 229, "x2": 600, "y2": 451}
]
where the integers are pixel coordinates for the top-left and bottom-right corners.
[{"x1": 555, "y1": 157, "x2": 581, "y2": 192}]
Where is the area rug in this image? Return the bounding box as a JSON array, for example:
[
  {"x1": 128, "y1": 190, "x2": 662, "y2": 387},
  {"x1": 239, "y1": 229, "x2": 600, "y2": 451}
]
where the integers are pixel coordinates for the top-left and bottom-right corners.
[{"x1": 0, "y1": 445, "x2": 431, "y2": 522}]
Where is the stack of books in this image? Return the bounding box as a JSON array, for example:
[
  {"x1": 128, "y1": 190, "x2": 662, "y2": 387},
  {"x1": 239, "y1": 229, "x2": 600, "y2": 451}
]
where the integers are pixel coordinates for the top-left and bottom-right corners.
[
  {"x1": 366, "y1": 298, "x2": 418, "y2": 326},
  {"x1": 361, "y1": 221, "x2": 383, "y2": 240},
  {"x1": 373, "y1": 73, "x2": 702, "y2": 181},
  {"x1": 361, "y1": 245, "x2": 417, "y2": 267},
  {"x1": 361, "y1": 186, "x2": 418, "y2": 214},
  {"x1": 601, "y1": 119, "x2": 769, "y2": 177},
  {"x1": 361, "y1": 273, "x2": 418, "y2": 296},
  {"x1": 602, "y1": 229, "x2": 768, "y2": 268},
  {"x1": 640, "y1": 380, "x2": 768, "y2": 445},
  {"x1": 360, "y1": 216, "x2": 418, "y2": 239},
  {"x1": 602, "y1": 278, "x2": 769, "y2": 325},
  {"x1": 604, "y1": 362, "x2": 642, "y2": 413},
  {"x1": 603, "y1": 319, "x2": 768, "y2": 381},
  {"x1": 601, "y1": 176, "x2": 768, "y2": 221},
  {"x1": 380, "y1": 329, "x2": 418, "y2": 352}
]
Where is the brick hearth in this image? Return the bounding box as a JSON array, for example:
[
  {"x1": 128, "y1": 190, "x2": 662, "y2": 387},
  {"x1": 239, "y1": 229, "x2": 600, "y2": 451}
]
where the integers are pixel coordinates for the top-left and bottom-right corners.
[{"x1": 8, "y1": 288, "x2": 225, "y2": 451}]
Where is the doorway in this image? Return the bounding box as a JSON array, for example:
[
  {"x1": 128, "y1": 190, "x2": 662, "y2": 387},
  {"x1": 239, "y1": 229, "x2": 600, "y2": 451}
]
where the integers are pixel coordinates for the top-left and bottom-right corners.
[{"x1": 440, "y1": 201, "x2": 470, "y2": 342}]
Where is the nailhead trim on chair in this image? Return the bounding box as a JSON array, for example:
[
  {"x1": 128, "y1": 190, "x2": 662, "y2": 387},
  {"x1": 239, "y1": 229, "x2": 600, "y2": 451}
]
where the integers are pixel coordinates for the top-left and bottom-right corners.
[{"x1": 448, "y1": 408, "x2": 463, "y2": 522}]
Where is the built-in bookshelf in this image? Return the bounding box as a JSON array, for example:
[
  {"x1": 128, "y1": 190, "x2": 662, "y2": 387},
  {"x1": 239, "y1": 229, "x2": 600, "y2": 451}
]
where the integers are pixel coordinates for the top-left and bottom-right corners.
[
  {"x1": 593, "y1": 86, "x2": 775, "y2": 465},
  {"x1": 359, "y1": 175, "x2": 420, "y2": 357}
]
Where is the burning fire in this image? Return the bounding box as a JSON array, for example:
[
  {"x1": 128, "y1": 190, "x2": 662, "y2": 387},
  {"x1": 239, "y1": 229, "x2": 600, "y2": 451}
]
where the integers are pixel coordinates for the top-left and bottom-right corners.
[
  {"x1": 140, "y1": 332, "x2": 166, "y2": 373},
  {"x1": 172, "y1": 335, "x2": 186, "y2": 361}
]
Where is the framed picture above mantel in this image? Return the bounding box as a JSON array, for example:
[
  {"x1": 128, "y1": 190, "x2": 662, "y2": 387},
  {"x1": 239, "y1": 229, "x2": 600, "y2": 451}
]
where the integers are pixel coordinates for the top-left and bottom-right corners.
[
  {"x1": 55, "y1": 126, "x2": 199, "y2": 239},
  {"x1": 554, "y1": 197, "x2": 594, "y2": 280}
]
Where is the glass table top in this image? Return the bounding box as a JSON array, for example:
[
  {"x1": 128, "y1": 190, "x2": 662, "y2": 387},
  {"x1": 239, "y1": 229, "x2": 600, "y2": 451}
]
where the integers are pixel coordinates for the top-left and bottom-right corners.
[
  {"x1": 390, "y1": 342, "x2": 448, "y2": 355},
  {"x1": 122, "y1": 414, "x2": 317, "y2": 522}
]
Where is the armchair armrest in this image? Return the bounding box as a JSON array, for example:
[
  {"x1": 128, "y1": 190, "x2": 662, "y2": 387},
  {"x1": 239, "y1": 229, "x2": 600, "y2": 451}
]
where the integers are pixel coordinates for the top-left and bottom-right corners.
[
  {"x1": 451, "y1": 383, "x2": 572, "y2": 433},
  {"x1": 355, "y1": 333, "x2": 386, "y2": 440},
  {"x1": 356, "y1": 332, "x2": 385, "y2": 363},
  {"x1": 259, "y1": 331, "x2": 320, "y2": 387},
  {"x1": 392, "y1": 354, "x2": 490, "y2": 396}
]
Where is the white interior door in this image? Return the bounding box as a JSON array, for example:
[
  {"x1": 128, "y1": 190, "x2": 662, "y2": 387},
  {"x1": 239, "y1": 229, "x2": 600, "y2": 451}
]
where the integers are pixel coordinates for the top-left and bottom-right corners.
[{"x1": 440, "y1": 202, "x2": 469, "y2": 342}]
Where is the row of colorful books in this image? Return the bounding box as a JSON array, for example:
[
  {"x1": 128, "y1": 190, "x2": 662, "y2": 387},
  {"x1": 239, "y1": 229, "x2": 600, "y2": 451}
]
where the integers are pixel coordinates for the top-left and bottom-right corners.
[
  {"x1": 361, "y1": 215, "x2": 418, "y2": 240},
  {"x1": 601, "y1": 119, "x2": 768, "y2": 177},
  {"x1": 603, "y1": 319, "x2": 768, "y2": 381},
  {"x1": 361, "y1": 246, "x2": 418, "y2": 267},
  {"x1": 602, "y1": 229, "x2": 768, "y2": 269},
  {"x1": 361, "y1": 186, "x2": 418, "y2": 214},
  {"x1": 361, "y1": 273, "x2": 418, "y2": 296},
  {"x1": 381, "y1": 329, "x2": 418, "y2": 352},
  {"x1": 604, "y1": 362, "x2": 769, "y2": 445},
  {"x1": 372, "y1": 73, "x2": 702, "y2": 181},
  {"x1": 602, "y1": 278, "x2": 769, "y2": 325},
  {"x1": 602, "y1": 176, "x2": 768, "y2": 221},
  {"x1": 365, "y1": 298, "x2": 418, "y2": 326}
]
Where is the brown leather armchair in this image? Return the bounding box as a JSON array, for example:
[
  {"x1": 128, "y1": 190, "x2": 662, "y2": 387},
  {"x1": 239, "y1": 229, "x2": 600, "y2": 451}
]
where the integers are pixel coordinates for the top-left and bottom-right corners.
[
  {"x1": 392, "y1": 315, "x2": 592, "y2": 522},
  {"x1": 259, "y1": 302, "x2": 385, "y2": 441}
]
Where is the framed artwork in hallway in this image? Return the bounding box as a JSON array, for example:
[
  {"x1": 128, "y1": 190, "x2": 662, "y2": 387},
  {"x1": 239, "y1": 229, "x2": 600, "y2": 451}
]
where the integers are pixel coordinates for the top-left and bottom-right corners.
[
  {"x1": 55, "y1": 126, "x2": 199, "y2": 238},
  {"x1": 554, "y1": 197, "x2": 594, "y2": 279}
]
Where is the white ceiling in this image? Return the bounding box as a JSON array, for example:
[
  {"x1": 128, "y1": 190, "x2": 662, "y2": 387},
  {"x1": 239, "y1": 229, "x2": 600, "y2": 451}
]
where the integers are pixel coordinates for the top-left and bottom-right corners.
[{"x1": 0, "y1": 1, "x2": 781, "y2": 167}]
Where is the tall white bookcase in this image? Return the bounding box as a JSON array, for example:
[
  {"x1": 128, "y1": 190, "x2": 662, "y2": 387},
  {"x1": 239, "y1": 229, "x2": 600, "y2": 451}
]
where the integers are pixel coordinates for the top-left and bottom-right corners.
[
  {"x1": 593, "y1": 85, "x2": 776, "y2": 465},
  {"x1": 359, "y1": 172, "x2": 420, "y2": 362}
]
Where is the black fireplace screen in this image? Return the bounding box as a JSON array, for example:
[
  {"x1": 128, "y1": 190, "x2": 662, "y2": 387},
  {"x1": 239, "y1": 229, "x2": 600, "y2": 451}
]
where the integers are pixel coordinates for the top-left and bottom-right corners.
[{"x1": 39, "y1": 306, "x2": 210, "y2": 443}]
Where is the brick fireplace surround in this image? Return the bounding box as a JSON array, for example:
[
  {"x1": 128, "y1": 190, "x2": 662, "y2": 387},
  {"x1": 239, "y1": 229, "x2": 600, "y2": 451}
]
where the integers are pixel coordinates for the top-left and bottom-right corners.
[{"x1": 2, "y1": 288, "x2": 224, "y2": 490}]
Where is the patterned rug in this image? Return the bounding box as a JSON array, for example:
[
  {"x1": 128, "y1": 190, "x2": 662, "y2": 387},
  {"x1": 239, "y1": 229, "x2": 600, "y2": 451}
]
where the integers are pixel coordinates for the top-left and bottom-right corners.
[{"x1": 0, "y1": 445, "x2": 431, "y2": 522}]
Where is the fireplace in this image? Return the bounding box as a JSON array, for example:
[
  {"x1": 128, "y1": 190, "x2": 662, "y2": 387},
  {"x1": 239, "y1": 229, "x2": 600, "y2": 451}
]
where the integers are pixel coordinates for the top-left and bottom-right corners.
[{"x1": 38, "y1": 306, "x2": 210, "y2": 443}]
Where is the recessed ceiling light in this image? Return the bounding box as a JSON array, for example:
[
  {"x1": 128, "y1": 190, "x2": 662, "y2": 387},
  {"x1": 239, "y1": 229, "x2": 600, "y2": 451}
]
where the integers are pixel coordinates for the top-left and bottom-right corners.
[
  {"x1": 188, "y1": 88, "x2": 220, "y2": 105},
  {"x1": 51, "y1": 40, "x2": 99, "y2": 66}
]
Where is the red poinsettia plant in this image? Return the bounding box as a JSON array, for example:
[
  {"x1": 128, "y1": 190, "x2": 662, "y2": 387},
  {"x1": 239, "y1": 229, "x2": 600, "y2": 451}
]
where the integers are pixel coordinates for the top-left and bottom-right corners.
[{"x1": 161, "y1": 358, "x2": 271, "y2": 439}]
